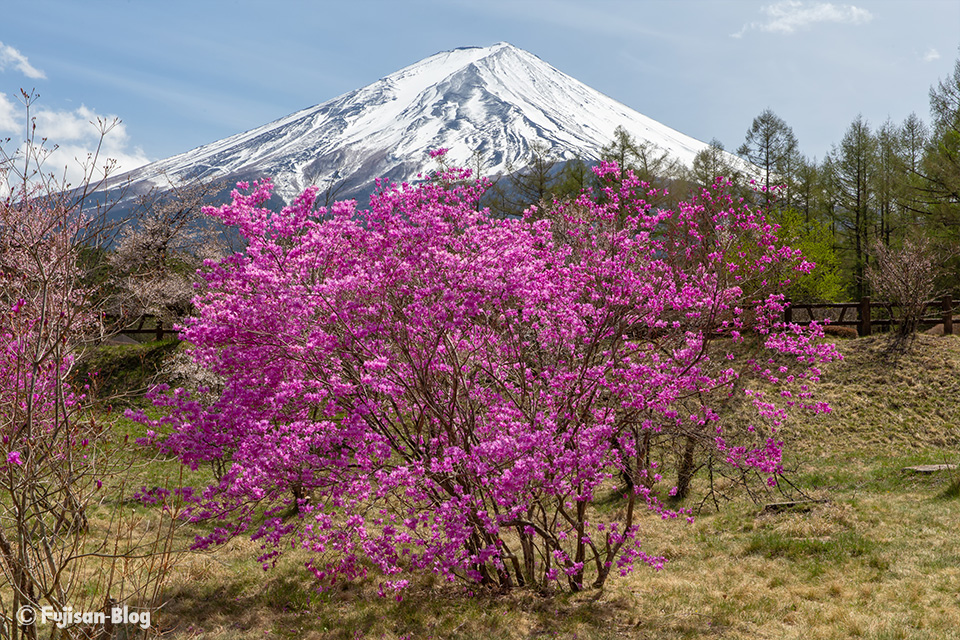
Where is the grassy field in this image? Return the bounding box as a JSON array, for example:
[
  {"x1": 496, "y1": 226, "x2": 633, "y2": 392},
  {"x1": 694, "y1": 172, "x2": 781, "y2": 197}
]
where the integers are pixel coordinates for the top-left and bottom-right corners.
[{"x1": 52, "y1": 333, "x2": 960, "y2": 638}]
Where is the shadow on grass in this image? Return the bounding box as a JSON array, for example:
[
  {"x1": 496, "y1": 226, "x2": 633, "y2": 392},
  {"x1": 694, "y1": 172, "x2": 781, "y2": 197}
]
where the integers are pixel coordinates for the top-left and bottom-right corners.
[
  {"x1": 154, "y1": 563, "x2": 648, "y2": 640},
  {"x1": 744, "y1": 529, "x2": 876, "y2": 563},
  {"x1": 939, "y1": 475, "x2": 960, "y2": 500}
]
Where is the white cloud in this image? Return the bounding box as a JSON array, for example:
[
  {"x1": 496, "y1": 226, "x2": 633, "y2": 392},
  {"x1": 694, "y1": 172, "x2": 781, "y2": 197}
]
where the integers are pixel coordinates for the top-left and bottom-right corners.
[
  {"x1": 0, "y1": 91, "x2": 18, "y2": 133},
  {"x1": 0, "y1": 93, "x2": 150, "y2": 190},
  {"x1": 0, "y1": 41, "x2": 45, "y2": 79},
  {"x1": 923, "y1": 47, "x2": 941, "y2": 63},
  {"x1": 732, "y1": 1, "x2": 873, "y2": 38}
]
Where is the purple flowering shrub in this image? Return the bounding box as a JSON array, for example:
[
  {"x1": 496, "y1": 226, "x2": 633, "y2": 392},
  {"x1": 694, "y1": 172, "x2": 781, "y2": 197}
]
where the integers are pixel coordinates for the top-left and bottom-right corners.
[{"x1": 132, "y1": 160, "x2": 837, "y2": 594}]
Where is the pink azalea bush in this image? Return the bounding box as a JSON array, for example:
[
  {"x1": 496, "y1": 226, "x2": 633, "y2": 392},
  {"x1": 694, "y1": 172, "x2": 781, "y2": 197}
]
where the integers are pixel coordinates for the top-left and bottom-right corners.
[{"x1": 133, "y1": 160, "x2": 838, "y2": 593}]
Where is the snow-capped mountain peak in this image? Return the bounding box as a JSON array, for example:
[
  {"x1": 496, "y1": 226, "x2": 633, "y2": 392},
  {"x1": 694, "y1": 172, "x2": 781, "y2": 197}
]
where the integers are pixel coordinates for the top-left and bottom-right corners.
[{"x1": 113, "y1": 43, "x2": 730, "y2": 204}]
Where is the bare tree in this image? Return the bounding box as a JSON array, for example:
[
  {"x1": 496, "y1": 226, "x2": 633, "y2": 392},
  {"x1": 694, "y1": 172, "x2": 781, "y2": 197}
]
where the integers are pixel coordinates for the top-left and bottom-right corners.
[{"x1": 1, "y1": 90, "x2": 186, "y2": 640}]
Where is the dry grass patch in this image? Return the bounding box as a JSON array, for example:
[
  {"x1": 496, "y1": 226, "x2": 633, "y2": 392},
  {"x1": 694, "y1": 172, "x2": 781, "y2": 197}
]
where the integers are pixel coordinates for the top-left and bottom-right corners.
[{"x1": 787, "y1": 333, "x2": 960, "y2": 454}]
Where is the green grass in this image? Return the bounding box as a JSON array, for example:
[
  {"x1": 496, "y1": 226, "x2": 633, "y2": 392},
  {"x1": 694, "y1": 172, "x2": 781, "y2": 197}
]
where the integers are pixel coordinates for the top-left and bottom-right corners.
[
  {"x1": 744, "y1": 528, "x2": 877, "y2": 563},
  {"x1": 73, "y1": 339, "x2": 181, "y2": 405},
  {"x1": 940, "y1": 475, "x2": 960, "y2": 500}
]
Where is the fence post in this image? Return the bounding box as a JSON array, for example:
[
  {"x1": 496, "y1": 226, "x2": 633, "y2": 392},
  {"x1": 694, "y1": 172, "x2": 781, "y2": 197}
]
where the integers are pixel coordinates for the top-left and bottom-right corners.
[
  {"x1": 944, "y1": 295, "x2": 954, "y2": 336},
  {"x1": 155, "y1": 318, "x2": 164, "y2": 342},
  {"x1": 859, "y1": 297, "x2": 871, "y2": 336},
  {"x1": 784, "y1": 299, "x2": 793, "y2": 325}
]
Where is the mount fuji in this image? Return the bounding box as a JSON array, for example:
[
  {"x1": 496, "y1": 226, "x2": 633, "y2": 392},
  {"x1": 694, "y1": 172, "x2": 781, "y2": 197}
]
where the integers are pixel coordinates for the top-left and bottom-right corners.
[{"x1": 111, "y1": 42, "x2": 735, "y2": 205}]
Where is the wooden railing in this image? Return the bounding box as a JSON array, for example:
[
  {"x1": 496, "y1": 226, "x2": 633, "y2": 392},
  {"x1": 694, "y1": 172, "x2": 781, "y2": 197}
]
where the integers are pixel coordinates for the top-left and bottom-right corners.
[
  {"x1": 104, "y1": 315, "x2": 170, "y2": 342},
  {"x1": 784, "y1": 295, "x2": 954, "y2": 336}
]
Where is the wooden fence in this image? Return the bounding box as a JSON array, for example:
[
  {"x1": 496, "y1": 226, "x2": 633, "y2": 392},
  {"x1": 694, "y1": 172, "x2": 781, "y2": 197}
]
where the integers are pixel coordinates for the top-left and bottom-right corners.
[
  {"x1": 109, "y1": 315, "x2": 169, "y2": 342},
  {"x1": 784, "y1": 295, "x2": 954, "y2": 336},
  {"x1": 105, "y1": 295, "x2": 956, "y2": 343}
]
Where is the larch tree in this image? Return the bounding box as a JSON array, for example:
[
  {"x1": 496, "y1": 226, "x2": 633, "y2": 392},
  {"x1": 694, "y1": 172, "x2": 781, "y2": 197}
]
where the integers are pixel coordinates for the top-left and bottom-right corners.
[
  {"x1": 690, "y1": 139, "x2": 740, "y2": 188},
  {"x1": 829, "y1": 114, "x2": 877, "y2": 299},
  {"x1": 485, "y1": 140, "x2": 560, "y2": 217},
  {"x1": 918, "y1": 52, "x2": 960, "y2": 289},
  {"x1": 737, "y1": 108, "x2": 800, "y2": 211},
  {"x1": 873, "y1": 118, "x2": 904, "y2": 248},
  {"x1": 924, "y1": 51, "x2": 960, "y2": 209},
  {"x1": 599, "y1": 126, "x2": 681, "y2": 205}
]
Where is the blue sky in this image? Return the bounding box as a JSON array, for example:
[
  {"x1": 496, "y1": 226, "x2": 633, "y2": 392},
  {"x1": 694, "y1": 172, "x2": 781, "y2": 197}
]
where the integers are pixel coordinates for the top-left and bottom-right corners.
[{"x1": 2, "y1": 0, "x2": 958, "y2": 185}]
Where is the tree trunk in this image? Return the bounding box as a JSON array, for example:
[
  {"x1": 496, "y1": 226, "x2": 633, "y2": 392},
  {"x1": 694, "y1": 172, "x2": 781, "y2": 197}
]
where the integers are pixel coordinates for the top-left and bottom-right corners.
[{"x1": 675, "y1": 435, "x2": 698, "y2": 500}]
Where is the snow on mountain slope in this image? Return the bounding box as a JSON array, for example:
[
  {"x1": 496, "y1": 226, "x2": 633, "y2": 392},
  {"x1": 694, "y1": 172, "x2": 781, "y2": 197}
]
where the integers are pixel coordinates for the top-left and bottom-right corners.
[{"x1": 112, "y1": 42, "x2": 738, "y2": 204}]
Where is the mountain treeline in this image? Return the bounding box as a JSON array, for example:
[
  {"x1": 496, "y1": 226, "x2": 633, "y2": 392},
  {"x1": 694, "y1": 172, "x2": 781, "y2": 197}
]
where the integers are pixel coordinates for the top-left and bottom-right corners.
[{"x1": 481, "y1": 53, "x2": 960, "y2": 303}]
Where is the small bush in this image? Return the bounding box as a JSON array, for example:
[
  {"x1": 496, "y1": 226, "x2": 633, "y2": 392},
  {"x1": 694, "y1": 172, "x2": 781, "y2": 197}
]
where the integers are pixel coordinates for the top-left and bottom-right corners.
[{"x1": 865, "y1": 238, "x2": 942, "y2": 351}]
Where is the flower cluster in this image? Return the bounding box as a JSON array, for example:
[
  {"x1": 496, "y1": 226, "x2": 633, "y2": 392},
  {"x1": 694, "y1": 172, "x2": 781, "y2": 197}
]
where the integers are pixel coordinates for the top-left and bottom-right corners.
[{"x1": 134, "y1": 163, "x2": 837, "y2": 592}]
